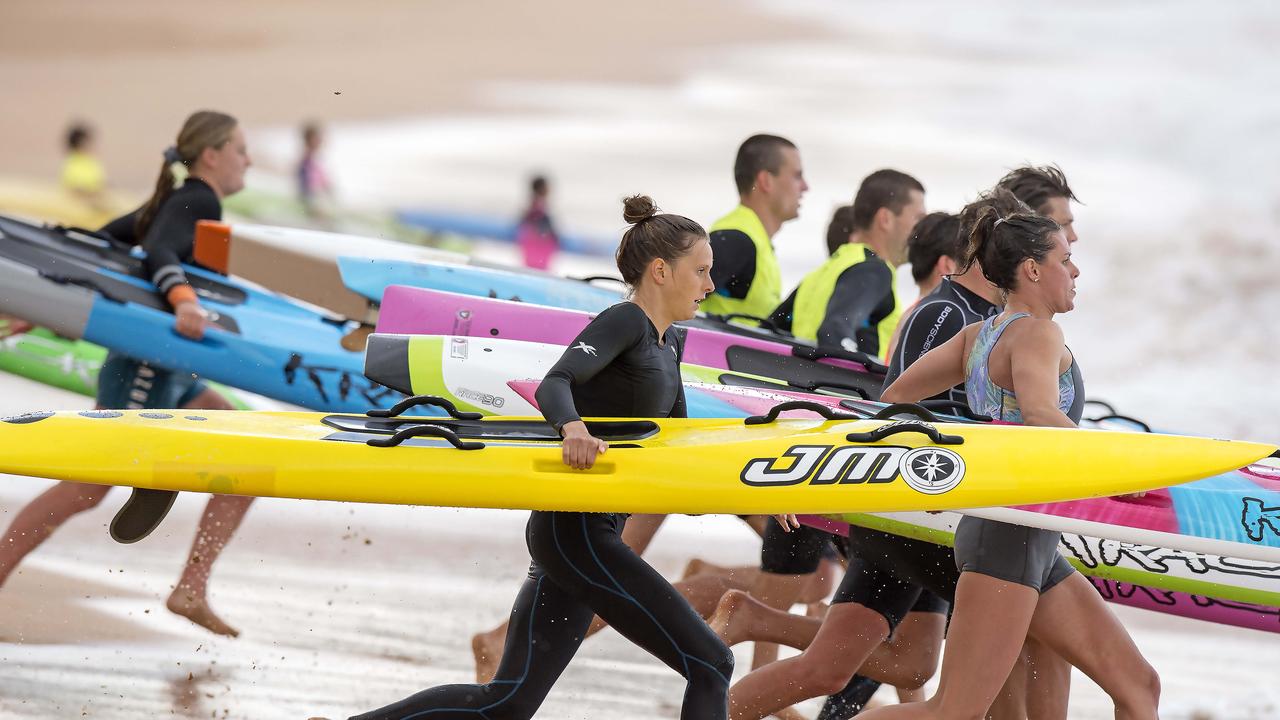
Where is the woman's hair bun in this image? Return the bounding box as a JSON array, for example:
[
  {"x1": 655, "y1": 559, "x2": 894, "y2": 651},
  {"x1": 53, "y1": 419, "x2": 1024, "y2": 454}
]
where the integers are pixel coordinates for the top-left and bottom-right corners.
[{"x1": 622, "y1": 194, "x2": 659, "y2": 224}]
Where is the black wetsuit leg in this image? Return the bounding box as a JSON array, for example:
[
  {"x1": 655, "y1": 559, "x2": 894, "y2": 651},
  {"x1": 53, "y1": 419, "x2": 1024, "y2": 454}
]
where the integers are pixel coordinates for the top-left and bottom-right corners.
[{"x1": 351, "y1": 512, "x2": 733, "y2": 720}]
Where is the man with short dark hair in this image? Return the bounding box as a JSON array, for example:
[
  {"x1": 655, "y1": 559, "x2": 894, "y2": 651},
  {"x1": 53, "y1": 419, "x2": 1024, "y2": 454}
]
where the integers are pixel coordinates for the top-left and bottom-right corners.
[
  {"x1": 996, "y1": 164, "x2": 1078, "y2": 243},
  {"x1": 700, "y1": 134, "x2": 808, "y2": 322},
  {"x1": 770, "y1": 169, "x2": 926, "y2": 359}
]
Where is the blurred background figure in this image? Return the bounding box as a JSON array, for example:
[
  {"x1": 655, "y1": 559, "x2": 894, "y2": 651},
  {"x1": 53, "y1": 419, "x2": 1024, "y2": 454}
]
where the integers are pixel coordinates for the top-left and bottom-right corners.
[
  {"x1": 297, "y1": 120, "x2": 334, "y2": 220},
  {"x1": 516, "y1": 174, "x2": 559, "y2": 269},
  {"x1": 60, "y1": 121, "x2": 107, "y2": 205},
  {"x1": 824, "y1": 204, "x2": 856, "y2": 257}
]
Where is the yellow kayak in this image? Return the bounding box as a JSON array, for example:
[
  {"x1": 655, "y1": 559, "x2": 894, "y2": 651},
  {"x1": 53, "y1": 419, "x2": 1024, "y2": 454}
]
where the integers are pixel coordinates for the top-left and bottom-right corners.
[{"x1": 0, "y1": 402, "x2": 1272, "y2": 515}]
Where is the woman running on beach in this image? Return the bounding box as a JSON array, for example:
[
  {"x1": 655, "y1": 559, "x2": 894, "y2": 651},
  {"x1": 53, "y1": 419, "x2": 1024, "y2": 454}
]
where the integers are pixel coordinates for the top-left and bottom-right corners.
[
  {"x1": 349, "y1": 195, "x2": 737, "y2": 720},
  {"x1": 0, "y1": 110, "x2": 255, "y2": 637},
  {"x1": 856, "y1": 207, "x2": 1160, "y2": 719}
]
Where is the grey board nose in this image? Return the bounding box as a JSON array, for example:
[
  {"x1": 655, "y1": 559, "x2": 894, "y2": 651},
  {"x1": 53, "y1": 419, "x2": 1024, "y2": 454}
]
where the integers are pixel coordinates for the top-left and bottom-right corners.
[{"x1": 364, "y1": 333, "x2": 413, "y2": 394}]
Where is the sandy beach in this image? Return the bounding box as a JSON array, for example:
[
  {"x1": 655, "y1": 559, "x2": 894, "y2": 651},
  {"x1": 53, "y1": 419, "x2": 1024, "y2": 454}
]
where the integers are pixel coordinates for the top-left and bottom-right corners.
[{"x1": 2, "y1": 0, "x2": 1280, "y2": 717}]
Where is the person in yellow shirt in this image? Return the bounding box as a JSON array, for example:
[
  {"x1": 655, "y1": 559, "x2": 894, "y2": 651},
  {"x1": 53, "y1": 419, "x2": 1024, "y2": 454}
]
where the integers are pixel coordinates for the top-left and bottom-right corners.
[
  {"x1": 770, "y1": 169, "x2": 926, "y2": 359},
  {"x1": 60, "y1": 122, "x2": 107, "y2": 199},
  {"x1": 700, "y1": 134, "x2": 808, "y2": 322}
]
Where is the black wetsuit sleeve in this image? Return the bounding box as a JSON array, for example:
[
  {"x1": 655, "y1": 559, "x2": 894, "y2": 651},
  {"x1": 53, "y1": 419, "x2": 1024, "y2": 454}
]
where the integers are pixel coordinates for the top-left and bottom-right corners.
[
  {"x1": 708, "y1": 229, "x2": 756, "y2": 301},
  {"x1": 141, "y1": 185, "x2": 221, "y2": 296},
  {"x1": 97, "y1": 209, "x2": 141, "y2": 247},
  {"x1": 815, "y1": 262, "x2": 893, "y2": 349},
  {"x1": 767, "y1": 288, "x2": 797, "y2": 333},
  {"x1": 535, "y1": 304, "x2": 647, "y2": 430},
  {"x1": 890, "y1": 299, "x2": 967, "y2": 375}
]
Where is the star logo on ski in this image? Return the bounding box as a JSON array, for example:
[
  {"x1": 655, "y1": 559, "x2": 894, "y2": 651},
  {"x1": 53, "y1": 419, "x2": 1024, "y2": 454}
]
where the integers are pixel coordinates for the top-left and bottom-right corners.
[
  {"x1": 911, "y1": 451, "x2": 955, "y2": 485},
  {"x1": 574, "y1": 342, "x2": 597, "y2": 356},
  {"x1": 898, "y1": 446, "x2": 966, "y2": 495}
]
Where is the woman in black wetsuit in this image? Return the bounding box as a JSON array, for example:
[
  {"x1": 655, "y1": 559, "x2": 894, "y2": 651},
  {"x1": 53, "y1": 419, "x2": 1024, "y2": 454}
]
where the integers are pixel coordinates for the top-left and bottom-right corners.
[
  {"x1": 0, "y1": 111, "x2": 254, "y2": 638},
  {"x1": 350, "y1": 195, "x2": 735, "y2": 720}
]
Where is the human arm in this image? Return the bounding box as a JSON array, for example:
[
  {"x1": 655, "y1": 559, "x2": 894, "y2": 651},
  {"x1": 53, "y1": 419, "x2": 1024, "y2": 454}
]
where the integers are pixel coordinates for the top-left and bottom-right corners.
[
  {"x1": 814, "y1": 261, "x2": 893, "y2": 351},
  {"x1": 141, "y1": 186, "x2": 220, "y2": 340},
  {"x1": 880, "y1": 326, "x2": 971, "y2": 404},
  {"x1": 534, "y1": 304, "x2": 645, "y2": 468}
]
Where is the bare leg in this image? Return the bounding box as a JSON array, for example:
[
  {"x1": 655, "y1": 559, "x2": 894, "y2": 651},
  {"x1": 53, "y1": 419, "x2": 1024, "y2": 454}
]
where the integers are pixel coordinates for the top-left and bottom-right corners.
[
  {"x1": 895, "y1": 687, "x2": 925, "y2": 703},
  {"x1": 1024, "y1": 637, "x2": 1070, "y2": 720},
  {"x1": 619, "y1": 513, "x2": 667, "y2": 554},
  {"x1": 861, "y1": 610, "x2": 945, "y2": 691},
  {"x1": 166, "y1": 493, "x2": 253, "y2": 637},
  {"x1": 1027, "y1": 573, "x2": 1159, "y2": 719},
  {"x1": 0, "y1": 482, "x2": 112, "y2": 588},
  {"x1": 683, "y1": 558, "x2": 760, "y2": 588},
  {"x1": 740, "y1": 514, "x2": 770, "y2": 538},
  {"x1": 858, "y1": 572, "x2": 1040, "y2": 720},
  {"x1": 745, "y1": 570, "x2": 813, "y2": 674},
  {"x1": 987, "y1": 646, "x2": 1028, "y2": 720},
  {"x1": 728, "y1": 601, "x2": 891, "y2": 720},
  {"x1": 710, "y1": 589, "x2": 823, "y2": 649},
  {"x1": 714, "y1": 589, "x2": 945, "y2": 687},
  {"x1": 474, "y1": 514, "x2": 672, "y2": 682},
  {"x1": 164, "y1": 388, "x2": 253, "y2": 637}
]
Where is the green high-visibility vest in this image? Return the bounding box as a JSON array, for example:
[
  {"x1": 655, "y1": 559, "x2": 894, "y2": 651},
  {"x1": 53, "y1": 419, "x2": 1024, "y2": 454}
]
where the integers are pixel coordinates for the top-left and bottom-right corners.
[
  {"x1": 791, "y1": 242, "x2": 902, "y2": 359},
  {"x1": 700, "y1": 205, "x2": 781, "y2": 323}
]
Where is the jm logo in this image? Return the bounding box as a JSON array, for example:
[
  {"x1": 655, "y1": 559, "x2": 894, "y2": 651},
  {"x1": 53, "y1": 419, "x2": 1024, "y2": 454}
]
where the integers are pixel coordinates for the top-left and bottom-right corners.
[
  {"x1": 574, "y1": 342, "x2": 597, "y2": 356},
  {"x1": 740, "y1": 444, "x2": 965, "y2": 495}
]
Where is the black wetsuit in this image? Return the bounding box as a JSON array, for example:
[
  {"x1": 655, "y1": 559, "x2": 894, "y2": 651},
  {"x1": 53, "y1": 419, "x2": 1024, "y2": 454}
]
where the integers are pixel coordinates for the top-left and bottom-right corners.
[
  {"x1": 95, "y1": 178, "x2": 221, "y2": 409},
  {"x1": 351, "y1": 302, "x2": 733, "y2": 720},
  {"x1": 883, "y1": 277, "x2": 998, "y2": 404},
  {"x1": 768, "y1": 255, "x2": 896, "y2": 356}
]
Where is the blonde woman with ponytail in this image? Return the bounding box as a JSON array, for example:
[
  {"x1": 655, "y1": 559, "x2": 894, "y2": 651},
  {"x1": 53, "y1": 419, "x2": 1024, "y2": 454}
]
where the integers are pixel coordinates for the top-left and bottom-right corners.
[{"x1": 0, "y1": 111, "x2": 254, "y2": 638}]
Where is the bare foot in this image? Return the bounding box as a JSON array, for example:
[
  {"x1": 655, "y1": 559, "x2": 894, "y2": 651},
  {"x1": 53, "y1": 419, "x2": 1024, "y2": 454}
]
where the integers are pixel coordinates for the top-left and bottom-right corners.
[
  {"x1": 166, "y1": 590, "x2": 240, "y2": 637},
  {"x1": 472, "y1": 627, "x2": 506, "y2": 683},
  {"x1": 707, "y1": 589, "x2": 757, "y2": 647}
]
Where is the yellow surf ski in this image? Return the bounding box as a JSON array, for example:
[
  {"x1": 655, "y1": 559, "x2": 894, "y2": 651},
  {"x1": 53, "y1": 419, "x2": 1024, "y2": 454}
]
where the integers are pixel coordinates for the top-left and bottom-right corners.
[{"x1": 0, "y1": 402, "x2": 1273, "y2": 515}]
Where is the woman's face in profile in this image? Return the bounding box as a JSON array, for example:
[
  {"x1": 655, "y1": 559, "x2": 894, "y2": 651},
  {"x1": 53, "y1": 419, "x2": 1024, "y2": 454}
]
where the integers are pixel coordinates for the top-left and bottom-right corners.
[{"x1": 1037, "y1": 230, "x2": 1078, "y2": 312}]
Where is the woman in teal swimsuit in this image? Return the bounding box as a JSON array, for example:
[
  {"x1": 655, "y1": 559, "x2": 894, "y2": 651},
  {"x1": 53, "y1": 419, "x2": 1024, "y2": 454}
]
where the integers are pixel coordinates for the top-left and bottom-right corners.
[{"x1": 864, "y1": 207, "x2": 1160, "y2": 719}]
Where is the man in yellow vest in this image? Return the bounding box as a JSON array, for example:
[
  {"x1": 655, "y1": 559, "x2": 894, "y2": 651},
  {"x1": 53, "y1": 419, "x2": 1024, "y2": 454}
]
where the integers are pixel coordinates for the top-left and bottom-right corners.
[
  {"x1": 770, "y1": 169, "x2": 926, "y2": 360},
  {"x1": 700, "y1": 134, "x2": 808, "y2": 321}
]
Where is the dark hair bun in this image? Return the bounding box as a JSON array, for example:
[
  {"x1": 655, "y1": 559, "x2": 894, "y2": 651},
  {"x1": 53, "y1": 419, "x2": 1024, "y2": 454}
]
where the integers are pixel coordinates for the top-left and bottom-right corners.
[{"x1": 622, "y1": 195, "x2": 659, "y2": 225}]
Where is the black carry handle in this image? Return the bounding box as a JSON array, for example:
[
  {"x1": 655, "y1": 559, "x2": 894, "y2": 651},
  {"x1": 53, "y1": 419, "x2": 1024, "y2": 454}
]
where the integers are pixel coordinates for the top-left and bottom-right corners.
[
  {"x1": 367, "y1": 395, "x2": 484, "y2": 420},
  {"x1": 744, "y1": 400, "x2": 862, "y2": 426},
  {"x1": 870, "y1": 402, "x2": 942, "y2": 423},
  {"x1": 710, "y1": 312, "x2": 789, "y2": 335},
  {"x1": 572, "y1": 275, "x2": 627, "y2": 286},
  {"x1": 846, "y1": 419, "x2": 964, "y2": 446},
  {"x1": 1083, "y1": 398, "x2": 1118, "y2": 416},
  {"x1": 788, "y1": 345, "x2": 889, "y2": 374},
  {"x1": 792, "y1": 379, "x2": 872, "y2": 400},
  {"x1": 366, "y1": 424, "x2": 485, "y2": 450},
  {"x1": 1086, "y1": 413, "x2": 1153, "y2": 434},
  {"x1": 917, "y1": 399, "x2": 993, "y2": 423}
]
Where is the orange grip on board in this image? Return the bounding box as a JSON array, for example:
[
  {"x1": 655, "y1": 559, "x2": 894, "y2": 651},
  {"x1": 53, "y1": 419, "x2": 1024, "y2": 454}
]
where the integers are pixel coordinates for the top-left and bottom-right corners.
[{"x1": 193, "y1": 220, "x2": 232, "y2": 273}]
